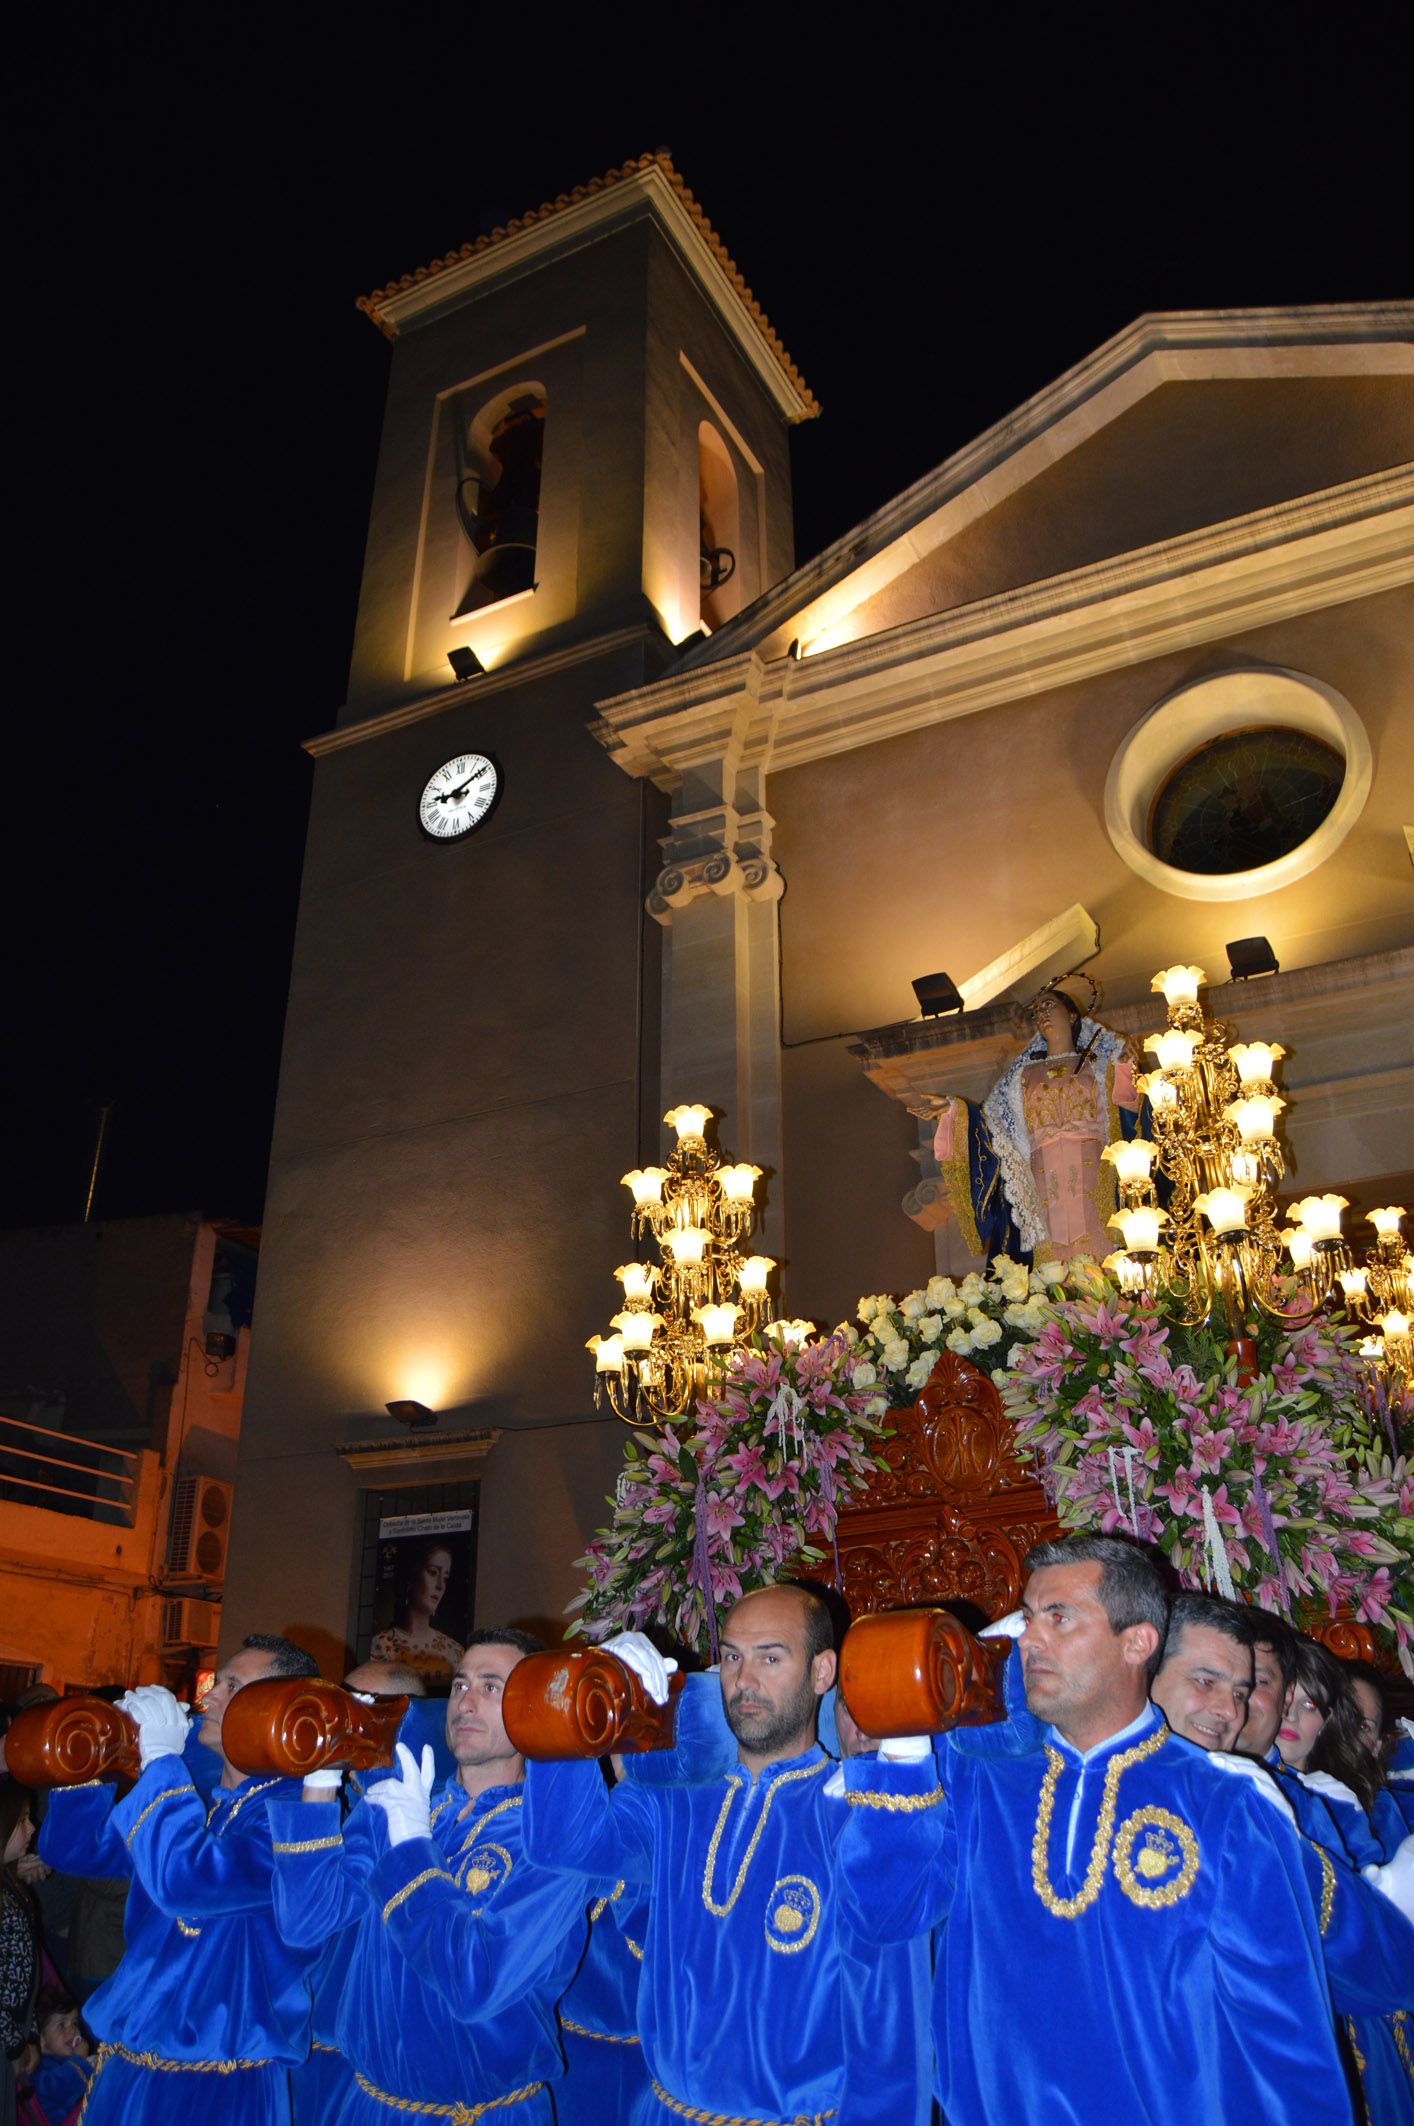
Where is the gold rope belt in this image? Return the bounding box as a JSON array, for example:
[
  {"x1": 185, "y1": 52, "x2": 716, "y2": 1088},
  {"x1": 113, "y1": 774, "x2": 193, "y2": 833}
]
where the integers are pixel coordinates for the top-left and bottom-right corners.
[
  {"x1": 560, "y1": 2013, "x2": 640, "y2": 2045},
  {"x1": 650, "y1": 2077, "x2": 835, "y2": 2126},
  {"x1": 92, "y1": 2040, "x2": 273, "y2": 2075},
  {"x1": 352, "y1": 2068, "x2": 545, "y2": 2120}
]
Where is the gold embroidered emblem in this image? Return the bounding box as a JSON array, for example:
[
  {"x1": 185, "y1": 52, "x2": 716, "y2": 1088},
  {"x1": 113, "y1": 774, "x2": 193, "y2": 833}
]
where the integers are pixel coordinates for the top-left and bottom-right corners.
[
  {"x1": 457, "y1": 1841, "x2": 511, "y2": 1899},
  {"x1": 1135, "y1": 1832, "x2": 1176, "y2": 1879},
  {"x1": 1112, "y1": 1806, "x2": 1200, "y2": 1909},
  {"x1": 765, "y1": 1874, "x2": 821, "y2": 1954},
  {"x1": 465, "y1": 1865, "x2": 492, "y2": 1893}
]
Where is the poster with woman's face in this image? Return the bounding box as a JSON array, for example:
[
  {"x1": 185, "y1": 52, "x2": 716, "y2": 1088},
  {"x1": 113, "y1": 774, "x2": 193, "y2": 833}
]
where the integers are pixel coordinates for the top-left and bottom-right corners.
[{"x1": 367, "y1": 1508, "x2": 476, "y2": 1686}]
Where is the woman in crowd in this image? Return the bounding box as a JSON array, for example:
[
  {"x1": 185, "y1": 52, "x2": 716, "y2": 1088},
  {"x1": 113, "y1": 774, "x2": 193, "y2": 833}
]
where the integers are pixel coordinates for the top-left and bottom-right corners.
[
  {"x1": 1341, "y1": 1657, "x2": 1414, "y2": 1855},
  {"x1": 1275, "y1": 1637, "x2": 1384, "y2": 1864},
  {"x1": 1, "y1": 1786, "x2": 42, "y2": 2126}
]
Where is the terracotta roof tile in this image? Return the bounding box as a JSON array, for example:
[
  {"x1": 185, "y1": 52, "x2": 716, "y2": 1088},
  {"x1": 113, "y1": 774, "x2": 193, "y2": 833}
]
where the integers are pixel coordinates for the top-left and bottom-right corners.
[{"x1": 356, "y1": 150, "x2": 818, "y2": 417}]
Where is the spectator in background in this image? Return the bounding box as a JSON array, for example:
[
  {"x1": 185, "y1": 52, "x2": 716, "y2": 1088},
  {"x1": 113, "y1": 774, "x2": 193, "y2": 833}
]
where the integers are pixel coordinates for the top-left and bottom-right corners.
[
  {"x1": 26, "y1": 1985, "x2": 95, "y2": 2123},
  {"x1": 2, "y1": 1785, "x2": 42, "y2": 2126}
]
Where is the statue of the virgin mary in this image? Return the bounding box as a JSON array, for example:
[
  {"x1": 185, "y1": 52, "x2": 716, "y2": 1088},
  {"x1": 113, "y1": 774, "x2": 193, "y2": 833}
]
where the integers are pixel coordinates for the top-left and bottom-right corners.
[{"x1": 929, "y1": 976, "x2": 1140, "y2": 1267}]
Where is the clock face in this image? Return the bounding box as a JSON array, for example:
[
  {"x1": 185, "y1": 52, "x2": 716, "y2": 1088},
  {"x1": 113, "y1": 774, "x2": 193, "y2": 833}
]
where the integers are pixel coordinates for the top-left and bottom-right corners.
[{"x1": 418, "y1": 754, "x2": 501, "y2": 841}]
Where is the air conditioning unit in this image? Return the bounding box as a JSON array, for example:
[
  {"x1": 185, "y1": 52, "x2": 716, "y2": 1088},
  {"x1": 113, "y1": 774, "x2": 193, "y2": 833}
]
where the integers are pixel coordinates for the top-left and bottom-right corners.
[
  {"x1": 162, "y1": 1597, "x2": 220, "y2": 1651},
  {"x1": 166, "y1": 1476, "x2": 233, "y2": 1583}
]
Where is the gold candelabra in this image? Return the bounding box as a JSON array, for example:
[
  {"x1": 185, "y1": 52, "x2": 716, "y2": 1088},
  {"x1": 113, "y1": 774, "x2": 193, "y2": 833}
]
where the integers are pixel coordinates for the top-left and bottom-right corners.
[
  {"x1": 587, "y1": 1105, "x2": 778, "y2": 1427},
  {"x1": 1101, "y1": 965, "x2": 1412, "y2": 1389}
]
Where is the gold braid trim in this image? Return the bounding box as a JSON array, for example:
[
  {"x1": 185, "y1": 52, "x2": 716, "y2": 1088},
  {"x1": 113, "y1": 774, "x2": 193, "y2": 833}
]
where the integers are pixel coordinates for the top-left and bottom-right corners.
[
  {"x1": 1392, "y1": 2011, "x2": 1412, "y2": 2082},
  {"x1": 382, "y1": 1867, "x2": 454, "y2": 1921},
  {"x1": 560, "y1": 2015, "x2": 640, "y2": 2045},
  {"x1": 1031, "y1": 1727, "x2": 1169, "y2": 1920},
  {"x1": 626, "y1": 1935, "x2": 645, "y2": 1961},
  {"x1": 273, "y1": 1835, "x2": 344, "y2": 1853},
  {"x1": 650, "y1": 2078, "x2": 834, "y2": 2125},
  {"x1": 124, "y1": 1786, "x2": 190, "y2": 1848},
  {"x1": 175, "y1": 1919, "x2": 201, "y2": 1938},
  {"x1": 590, "y1": 1879, "x2": 626, "y2": 1922},
  {"x1": 1315, "y1": 1846, "x2": 1336, "y2": 1938},
  {"x1": 844, "y1": 1786, "x2": 942, "y2": 1813},
  {"x1": 352, "y1": 2068, "x2": 544, "y2": 2118},
  {"x1": 312, "y1": 2040, "x2": 342, "y2": 2054},
  {"x1": 702, "y1": 1760, "x2": 828, "y2": 1919},
  {"x1": 91, "y1": 2040, "x2": 272, "y2": 2074},
  {"x1": 1344, "y1": 2018, "x2": 1367, "y2": 2079},
  {"x1": 211, "y1": 1777, "x2": 283, "y2": 1831},
  {"x1": 456, "y1": 1791, "x2": 523, "y2": 1835}
]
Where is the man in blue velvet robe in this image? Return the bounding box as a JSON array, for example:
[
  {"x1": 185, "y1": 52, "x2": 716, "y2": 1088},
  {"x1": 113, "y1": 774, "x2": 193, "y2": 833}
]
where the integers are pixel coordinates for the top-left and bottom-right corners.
[
  {"x1": 268, "y1": 1627, "x2": 587, "y2": 2126},
  {"x1": 838, "y1": 1535, "x2": 1357, "y2": 2126},
  {"x1": 522, "y1": 1585, "x2": 931, "y2": 2126},
  {"x1": 38, "y1": 1633, "x2": 322, "y2": 2125}
]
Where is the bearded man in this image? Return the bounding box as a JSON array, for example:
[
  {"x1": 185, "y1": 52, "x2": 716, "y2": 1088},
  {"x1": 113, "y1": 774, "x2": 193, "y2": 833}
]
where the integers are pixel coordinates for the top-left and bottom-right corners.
[{"x1": 523, "y1": 1583, "x2": 931, "y2": 2125}]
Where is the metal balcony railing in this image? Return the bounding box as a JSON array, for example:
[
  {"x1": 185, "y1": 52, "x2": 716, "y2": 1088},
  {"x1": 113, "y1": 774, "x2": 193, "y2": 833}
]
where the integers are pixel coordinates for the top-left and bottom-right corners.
[{"x1": 0, "y1": 1410, "x2": 141, "y2": 1526}]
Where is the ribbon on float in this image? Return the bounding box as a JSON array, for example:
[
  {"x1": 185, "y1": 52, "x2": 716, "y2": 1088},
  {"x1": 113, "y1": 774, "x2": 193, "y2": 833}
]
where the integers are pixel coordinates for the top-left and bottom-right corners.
[
  {"x1": 1249, "y1": 1469, "x2": 1291, "y2": 1617},
  {"x1": 1199, "y1": 1485, "x2": 1236, "y2": 1601},
  {"x1": 1106, "y1": 1446, "x2": 1143, "y2": 1537},
  {"x1": 690, "y1": 1469, "x2": 720, "y2": 1664}
]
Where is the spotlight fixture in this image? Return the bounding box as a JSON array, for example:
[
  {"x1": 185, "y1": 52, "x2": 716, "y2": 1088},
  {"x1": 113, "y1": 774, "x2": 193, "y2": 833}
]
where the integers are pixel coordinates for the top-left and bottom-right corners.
[
  {"x1": 911, "y1": 971, "x2": 964, "y2": 1018},
  {"x1": 1225, "y1": 936, "x2": 1280, "y2": 982},
  {"x1": 386, "y1": 1399, "x2": 437, "y2": 1429},
  {"x1": 446, "y1": 646, "x2": 484, "y2": 683}
]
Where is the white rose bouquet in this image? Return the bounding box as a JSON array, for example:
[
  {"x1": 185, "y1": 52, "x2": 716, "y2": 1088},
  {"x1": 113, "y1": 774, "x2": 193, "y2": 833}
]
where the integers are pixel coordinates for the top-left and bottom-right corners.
[{"x1": 844, "y1": 1258, "x2": 1078, "y2": 1409}]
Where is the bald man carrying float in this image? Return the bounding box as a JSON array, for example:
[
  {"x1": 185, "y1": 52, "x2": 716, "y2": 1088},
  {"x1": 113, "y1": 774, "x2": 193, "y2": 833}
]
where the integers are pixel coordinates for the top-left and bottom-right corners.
[{"x1": 522, "y1": 1584, "x2": 930, "y2": 2126}]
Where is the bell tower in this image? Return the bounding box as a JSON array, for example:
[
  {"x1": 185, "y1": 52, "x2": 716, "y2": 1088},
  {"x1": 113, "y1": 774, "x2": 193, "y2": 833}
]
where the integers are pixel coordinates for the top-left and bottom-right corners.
[{"x1": 222, "y1": 154, "x2": 815, "y2": 1660}]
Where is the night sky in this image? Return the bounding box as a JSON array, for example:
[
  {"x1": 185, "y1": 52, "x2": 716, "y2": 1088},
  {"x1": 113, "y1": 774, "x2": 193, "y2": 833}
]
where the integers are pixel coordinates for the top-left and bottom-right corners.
[{"x1": 6, "y1": 14, "x2": 1409, "y2": 1230}]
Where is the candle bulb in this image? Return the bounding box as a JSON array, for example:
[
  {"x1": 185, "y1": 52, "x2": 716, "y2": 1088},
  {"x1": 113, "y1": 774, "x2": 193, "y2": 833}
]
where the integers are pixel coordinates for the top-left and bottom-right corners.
[
  {"x1": 1101, "y1": 1139, "x2": 1157, "y2": 1187},
  {"x1": 693, "y1": 1302, "x2": 741, "y2": 1347},
  {"x1": 1195, "y1": 1186, "x2": 1252, "y2": 1236},
  {"x1": 1336, "y1": 1267, "x2": 1368, "y2": 1302},
  {"x1": 1109, "y1": 1204, "x2": 1168, "y2": 1252},
  {"x1": 737, "y1": 1254, "x2": 775, "y2": 1295},
  {"x1": 1224, "y1": 1094, "x2": 1284, "y2": 1144},
  {"x1": 1147, "y1": 1028, "x2": 1202, "y2": 1073},
  {"x1": 1228, "y1": 1042, "x2": 1286, "y2": 1087},
  {"x1": 611, "y1": 1311, "x2": 661, "y2": 1352},
  {"x1": 1292, "y1": 1194, "x2": 1347, "y2": 1243},
  {"x1": 663, "y1": 1226, "x2": 708, "y2": 1266},
  {"x1": 663, "y1": 1104, "x2": 713, "y2": 1144},
  {"x1": 1151, "y1": 965, "x2": 1205, "y2": 1009},
  {"x1": 615, "y1": 1263, "x2": 656, "y2": 1300},
  {"x1": 1283, "y1": 1228, "x2": 1314, "y2": 1271},
  {"x1": 621, "y1": 1167, "x2": 667, "y2": 1207},
  {"x1": 589, "y1": 1334, "x2": 626, "y2": 1375},
  {"x1": 1369, "y1": 1206, "x2": 1406, "y2": 1241},
  {"x1": 716, "y1": 1163, "x2": 762, "y2": 1204}
]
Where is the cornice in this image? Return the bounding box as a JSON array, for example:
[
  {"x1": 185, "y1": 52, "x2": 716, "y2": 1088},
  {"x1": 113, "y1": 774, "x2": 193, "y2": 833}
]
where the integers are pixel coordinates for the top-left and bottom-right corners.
[
  {"x1": 675, "y1": 303, "x2": 1414, "y2": 672},
  {"x1": 304, "y1": 625, "x2": 659, "y2": 758},
  {"x1": 357, "y1": 154, "x2": 818, "y2": 425},
  {"x1": 590, "y1": 466, "x2": 1414, "y2": 786}
]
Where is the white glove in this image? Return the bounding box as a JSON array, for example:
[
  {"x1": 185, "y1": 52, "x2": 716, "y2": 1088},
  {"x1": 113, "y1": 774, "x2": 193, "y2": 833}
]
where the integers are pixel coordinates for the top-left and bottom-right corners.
[
  {"x1": 1207, "y1": 1752, "x2": 1296, "y2": 1826},
  {"x1": 302, "y1": 1768, "x2": 344, "y2": 1793},
  {"x1": 1298, "y1": 1769, "x2": 1360, "y2": 1809},
  {"x1": 1397, "y1": 1718, "x2": 1414, "y2": 1743},
  {"x1": 980, "y1": 1610, "x2": 1025, "y2": 1640},
  {"x1": 118, "y1": 1686, "x2": 191, "y2": 1768},
  {"x1": 601, "y1": 1632, "x2": 678, "y2": 1708},
  {"x1": 349, "y1": 1691, "x2": 375, "y2": 1706},
  {"x1": 878, "y1": 1735, "x2": 933, "y2": 1764},
  {"x1": 364, "y1": 1742, "x2": 435, "y2": 1848},
  {"x1": 1363, "y1": 1835, "x2": 1414, "y2": 1925}
]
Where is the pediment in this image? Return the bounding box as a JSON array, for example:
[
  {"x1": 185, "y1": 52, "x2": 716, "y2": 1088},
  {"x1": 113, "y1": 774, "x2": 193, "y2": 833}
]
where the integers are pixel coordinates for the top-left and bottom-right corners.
[{"x1": 677, "y1": 305, "x2": 1414, "y2": 669}]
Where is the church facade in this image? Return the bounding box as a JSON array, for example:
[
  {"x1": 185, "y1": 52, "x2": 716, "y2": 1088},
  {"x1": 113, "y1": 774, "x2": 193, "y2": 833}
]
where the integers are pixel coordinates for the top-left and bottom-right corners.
[{"x1": 223, "y1": 153, "x2": 1413, "y2": 1660}]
